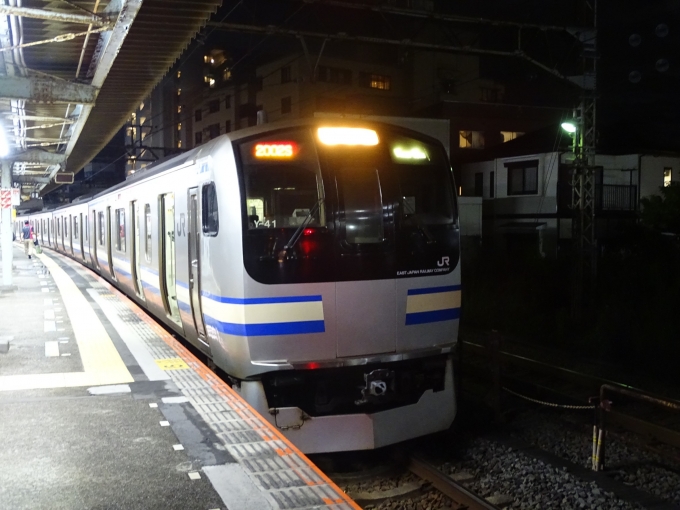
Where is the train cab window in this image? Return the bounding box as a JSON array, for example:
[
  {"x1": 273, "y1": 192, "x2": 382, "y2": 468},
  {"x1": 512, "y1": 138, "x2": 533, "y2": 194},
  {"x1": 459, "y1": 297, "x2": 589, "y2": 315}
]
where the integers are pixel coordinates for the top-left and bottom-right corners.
[
  {"x1": 201, "y1": 183, "x2": 219, "y2": 236},
  {"x1": 144, "y1": 204, "x2": 151, "y2": 262},
  {"x1": 238, "y1": 129, "x2": 325, "y2": 230},
  {"x1": 341, "y1": 167, "x2": 384, "y2": 244},
  {"x1": 98, "y1": 211, "x2": 105, "y2": 246},
  {"x1": 115, "y1": 208, "x2": 126, "y2": 252}
]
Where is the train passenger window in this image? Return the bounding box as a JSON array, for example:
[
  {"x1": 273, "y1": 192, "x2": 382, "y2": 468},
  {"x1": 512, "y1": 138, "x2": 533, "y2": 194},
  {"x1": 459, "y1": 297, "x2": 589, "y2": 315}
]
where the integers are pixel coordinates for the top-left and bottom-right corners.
[
  {"x1": 115, "y1": 208, "x2": 126, "y2": 252},
  {"x1": 201, "y1": 183, "x2": 219, "y2": 236},
  {"x1": 238, "y1": 129, "x2": 325, "y2": 230},
  {"x1": 73, "y1": 217, "x2": 79, "y2": 239},
  {"x1": 98, "y1": 212, "x2": 105, "y2": 246},
  {"x1": 64, "y1": 218, "x2": 68, "y2": 237},
  {"x1": 144, "y1": 204, "x2": 151, "y2": 262}
]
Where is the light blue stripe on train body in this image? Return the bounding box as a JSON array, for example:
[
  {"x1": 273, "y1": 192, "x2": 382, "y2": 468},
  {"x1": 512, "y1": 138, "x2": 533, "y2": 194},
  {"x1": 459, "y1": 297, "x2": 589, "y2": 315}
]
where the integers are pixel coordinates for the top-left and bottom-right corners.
[{"x1": 201, "y1": 292, "x2": 325, "y2": 337}]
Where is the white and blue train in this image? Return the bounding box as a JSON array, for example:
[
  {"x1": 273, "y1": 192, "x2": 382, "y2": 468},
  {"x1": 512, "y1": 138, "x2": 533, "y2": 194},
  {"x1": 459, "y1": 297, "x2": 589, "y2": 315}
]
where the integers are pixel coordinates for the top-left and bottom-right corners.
[{"x1": 20, "y1": 119, "x2": 461, "y2": 453}]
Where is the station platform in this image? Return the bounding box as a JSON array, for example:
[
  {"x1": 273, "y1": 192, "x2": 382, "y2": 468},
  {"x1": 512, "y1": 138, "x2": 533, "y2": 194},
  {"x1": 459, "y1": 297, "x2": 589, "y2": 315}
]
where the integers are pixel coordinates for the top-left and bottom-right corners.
[{"x1": 0, "y1": 243, "x2": 359, "y2": 510}]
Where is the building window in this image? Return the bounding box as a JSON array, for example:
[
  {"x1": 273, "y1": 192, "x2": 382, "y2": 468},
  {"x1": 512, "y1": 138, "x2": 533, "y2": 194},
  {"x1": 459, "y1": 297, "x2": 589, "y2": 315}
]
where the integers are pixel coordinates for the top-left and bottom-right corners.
[
  {"x1": 177, "y1": 88, "x2": 181, "y2": 96},
  {"x1": 480, "y1": 87, "x2": 501, "y2": 103},
  {"x1": 281, "y1": 96, "x2": 292, "y2": 114},
  {"x1": 202, "y1": 182, "x2": 219, "y2": 236},
  {"x1": 144, "y1": 204, "x2": 151, "y2": 262},
  {"x1": 459, "y1": 130, "x2": 484, "y2": 149},
  {"x1": 225, "y1": 120, "x2": 231, "y2": 133},
  {"x1": 116, "y1": 209, "x2": 126, "y2": 252},
  {"x1": 501, "y1": 131, "x2": 524, "y2": 143},
  {"x1": 177, "y1": 140, "x2": 182, "y2": 148},
  {"x1": 195, "y1": 109, "x2": 202, "y2": 121},
  {"x1": 474, "y1": 173, "x2": 484, "y2": 197},
  {"x1": 209, "y1": 123, "x2": 220, "y2": 139},
  {"x1": 256, "y1": 76, "x2": 263, "y2": 91},
  {"x1": 506, "y1": 160, "x2": 539, "y2": 195},
  {"x1": 222, "y1": 68, "x2": 231, "y2": 81},
  {"x1": 195, "y1": 132, "x2": 203, "y2": 145},
  {"x1": 360, "y1": 72, "x2": 390, "y2": 90},
  {"x1": 177, "y1": 123, "x2": 182, "y2": 131},
  {"x1": 177, "y1": 105, "x2": 182, "y2": 114},
  {"x1": 664, "y1": 167, "x2": 672, "y2": 187},
  {"x1": 281, "y1": 66, "x2": 291, "y2": 83},
  {"x1": 319, "y1": 66, "x2": 352, "y2": 84},
  {"x1": 208, "y1": 100, "x2": 220, "y2": 113},
  {"x1": 225, "y1": 95, "x2": 231, "y2": 109}
]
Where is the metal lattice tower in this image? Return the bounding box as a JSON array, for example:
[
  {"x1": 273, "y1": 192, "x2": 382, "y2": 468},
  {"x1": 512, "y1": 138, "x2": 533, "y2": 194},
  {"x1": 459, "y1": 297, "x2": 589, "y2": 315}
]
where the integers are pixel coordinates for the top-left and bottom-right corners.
[{"x1": 569, "y1": 1, "x2": 598, "y2": 319}]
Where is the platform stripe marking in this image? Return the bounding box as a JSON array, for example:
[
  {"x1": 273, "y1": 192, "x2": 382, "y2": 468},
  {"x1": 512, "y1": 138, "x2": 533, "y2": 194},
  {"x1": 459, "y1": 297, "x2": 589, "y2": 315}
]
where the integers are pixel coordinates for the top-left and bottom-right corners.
[
  {"x1": 0, "y1": 251, "x2": 133, "y2": 392},
  {"x1": 154, "y1": 358, "x2": 190, "y2": 371}
]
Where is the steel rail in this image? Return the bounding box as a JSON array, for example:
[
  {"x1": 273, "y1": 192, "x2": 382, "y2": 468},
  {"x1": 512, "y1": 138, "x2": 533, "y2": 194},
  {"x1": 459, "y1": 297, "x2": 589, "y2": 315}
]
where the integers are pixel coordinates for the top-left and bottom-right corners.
[{"x1": 408, "y1": 455, "x2": 502, "y2": 510}]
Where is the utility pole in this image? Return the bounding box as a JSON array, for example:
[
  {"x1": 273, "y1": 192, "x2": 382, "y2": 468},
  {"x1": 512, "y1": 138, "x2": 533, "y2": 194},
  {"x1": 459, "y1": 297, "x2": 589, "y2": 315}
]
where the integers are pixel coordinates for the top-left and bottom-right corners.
[{"x1": 568, "y1": 1, "x2": 598, "y2": 322}]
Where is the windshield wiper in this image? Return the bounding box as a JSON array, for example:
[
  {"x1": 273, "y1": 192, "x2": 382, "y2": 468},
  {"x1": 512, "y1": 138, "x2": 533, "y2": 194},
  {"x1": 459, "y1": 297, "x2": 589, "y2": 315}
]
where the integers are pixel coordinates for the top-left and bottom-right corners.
[
  {"x1": 403, "y1": 201, "x2": 436, "y2": 244},
  {"x1": 282, "y1": 198, "x2": 325, "y2": 254}
]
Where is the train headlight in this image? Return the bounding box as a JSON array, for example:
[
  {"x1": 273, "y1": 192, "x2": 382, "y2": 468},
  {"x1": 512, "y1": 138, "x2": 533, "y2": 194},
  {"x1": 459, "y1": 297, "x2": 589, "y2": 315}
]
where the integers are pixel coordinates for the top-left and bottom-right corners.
[{"x1": 317, "y1": 127, "x2": 379, "y2": 146}]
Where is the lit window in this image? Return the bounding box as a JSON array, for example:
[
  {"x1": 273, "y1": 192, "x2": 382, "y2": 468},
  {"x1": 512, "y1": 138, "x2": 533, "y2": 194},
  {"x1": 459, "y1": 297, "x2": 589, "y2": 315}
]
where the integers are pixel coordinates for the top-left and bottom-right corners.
[
  {"x1": 459, "y1": 130, "x2": 484, "y2": 149},
  {"x1": 501, "y1": 131, "x2": 524, "y2": 143},
  {"x1": 177, "y1": 88, "x2": 181, "y2": 96},
  {"x1": 223, "y1": 68, "x2": 232, "y2": 81},
  {"x1": 177, "y1": 105, "x2": 182, "y2": 113},
  {"x1": 664, "y1": 167, "x2": 672, "y2": 187},
  {"x1": 360, "y1": 72, "x2": 390, "y2": 90},
  {"x1": 139, "y1": 102, "x2": 145, "y2": 110},
  {"x1": 176, "y1": 71, "x2": 181, "y2": 79},
  {"x1": 116, "y1": 209, "x2": 126, "y2": 252},
  {"x1": 203, "y1": 55, "x2": 210, "y2": 64},
  {"x1": 177, "y1": 140, "x2": 182, "y2": 148},
  {"x1": 131, "y1": 112, "x2": 136, "y2": 122},
  {"x1": 209, "y1": 78, "x2": 216, "y2": 88},
  {"x1": 177, "y1": 123, "x2": 182, "y2": 131}
]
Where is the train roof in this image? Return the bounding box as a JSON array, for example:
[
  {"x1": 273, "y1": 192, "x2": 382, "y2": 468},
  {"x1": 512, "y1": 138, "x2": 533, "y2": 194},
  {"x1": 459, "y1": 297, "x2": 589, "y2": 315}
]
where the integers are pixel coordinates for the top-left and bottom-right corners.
[{"x1": 66, "y1": 117, "x2": 445, "y2": 206}]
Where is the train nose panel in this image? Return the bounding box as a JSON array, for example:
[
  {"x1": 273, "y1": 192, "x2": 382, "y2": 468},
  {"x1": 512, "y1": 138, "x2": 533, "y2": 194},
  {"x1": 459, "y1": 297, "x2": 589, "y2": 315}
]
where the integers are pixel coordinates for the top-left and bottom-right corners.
[{"x1": 336, "y1": 279, "x2": 396, "y2": 357}]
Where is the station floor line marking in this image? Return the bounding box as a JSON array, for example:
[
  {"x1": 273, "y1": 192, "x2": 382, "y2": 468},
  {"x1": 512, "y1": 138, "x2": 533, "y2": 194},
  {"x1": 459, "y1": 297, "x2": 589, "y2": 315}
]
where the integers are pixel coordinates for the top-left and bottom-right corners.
[
  {"x1": 0, "y1": 251, "x2": 133, "y2": 392},
  {"x1": 95, "y1": 275, "x2": 361, "y2": 510}
]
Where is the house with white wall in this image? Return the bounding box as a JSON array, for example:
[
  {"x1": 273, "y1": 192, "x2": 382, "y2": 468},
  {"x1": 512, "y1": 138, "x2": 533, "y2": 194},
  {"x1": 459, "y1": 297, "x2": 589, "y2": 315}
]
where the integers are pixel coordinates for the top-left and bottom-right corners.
[{"x1": 460, "y1": 132, "x2": 680, "y2": 255}]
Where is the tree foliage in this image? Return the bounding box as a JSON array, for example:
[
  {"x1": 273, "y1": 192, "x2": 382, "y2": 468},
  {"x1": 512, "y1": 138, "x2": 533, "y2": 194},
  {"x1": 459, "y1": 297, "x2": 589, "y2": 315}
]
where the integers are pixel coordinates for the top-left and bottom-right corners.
[{"x1": 640, "y1": 182, "x2": 680, "y2": 234}]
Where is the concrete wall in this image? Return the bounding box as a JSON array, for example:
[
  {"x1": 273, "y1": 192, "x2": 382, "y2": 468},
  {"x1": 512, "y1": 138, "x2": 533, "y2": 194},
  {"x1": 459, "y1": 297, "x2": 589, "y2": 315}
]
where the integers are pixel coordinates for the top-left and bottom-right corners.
[{"x1": 458, "y1": 197, "x2": 482, "y2": 237}]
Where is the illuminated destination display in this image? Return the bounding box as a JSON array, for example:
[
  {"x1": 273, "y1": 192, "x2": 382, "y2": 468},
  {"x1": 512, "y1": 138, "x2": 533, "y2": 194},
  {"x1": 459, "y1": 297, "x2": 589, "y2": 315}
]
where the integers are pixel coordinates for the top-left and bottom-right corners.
[
  {"x1": 317, "y1": 127, "x2": 379, "y2": 146},
  {"x1": 254, "y1": 142, "x2": 297, "y2": 158},
  {"x1": 393, "y1": 146, "x2": 429, "y2": 160}
]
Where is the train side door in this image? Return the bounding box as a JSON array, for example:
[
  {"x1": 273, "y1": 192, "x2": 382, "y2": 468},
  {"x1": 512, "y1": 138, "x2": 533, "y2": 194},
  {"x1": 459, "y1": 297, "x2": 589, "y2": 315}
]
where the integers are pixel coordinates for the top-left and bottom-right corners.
[
  {"x1": 159, "y1": 193, "x2": 181, "y2": 325},
  {"x1": 130, "y1": 200, "x2": 145, "y2": 300},
  {"x1": 79, "y1": 213, "x2": 85, "y2": 261},
  {"x1": 188, "y1": 188, "x2": 207, "y2": 344},
  {"x1": 106, "y1": 206, "x2": 116, "y2": 279},
  {"x1": 91, "y1": 210, "x2": 99, "y2": 269}
]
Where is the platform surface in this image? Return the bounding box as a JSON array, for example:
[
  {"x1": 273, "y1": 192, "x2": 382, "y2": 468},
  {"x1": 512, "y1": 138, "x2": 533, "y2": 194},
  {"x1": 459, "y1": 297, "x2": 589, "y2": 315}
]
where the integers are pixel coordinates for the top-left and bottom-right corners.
[{"x1": 0, "y1": 244, "x2": 358, "y2": 510}]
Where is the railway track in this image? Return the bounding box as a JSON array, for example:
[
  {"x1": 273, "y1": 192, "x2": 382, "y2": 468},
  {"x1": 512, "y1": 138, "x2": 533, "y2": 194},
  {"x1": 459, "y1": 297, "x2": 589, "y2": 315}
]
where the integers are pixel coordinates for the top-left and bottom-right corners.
[{"x1": 326, "y1": 451, "x2": 503, "y2": 510}]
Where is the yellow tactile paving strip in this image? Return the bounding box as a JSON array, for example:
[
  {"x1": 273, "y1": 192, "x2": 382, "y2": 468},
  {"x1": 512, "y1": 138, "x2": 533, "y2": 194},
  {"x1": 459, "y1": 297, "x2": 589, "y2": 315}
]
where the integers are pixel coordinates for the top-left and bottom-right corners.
[
  {"x1": 0, "y1": 251, "x2": 133, "y2": 392},
  {"x1": 94, "y1": 268, "x2": 361, "y2": 510}
]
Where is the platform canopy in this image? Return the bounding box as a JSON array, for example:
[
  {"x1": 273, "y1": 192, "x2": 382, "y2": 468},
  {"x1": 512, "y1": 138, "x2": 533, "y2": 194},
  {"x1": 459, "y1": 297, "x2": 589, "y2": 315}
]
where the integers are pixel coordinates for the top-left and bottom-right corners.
[{"x1": 0, "y1": 0, "x2": 222, "y2": 197}]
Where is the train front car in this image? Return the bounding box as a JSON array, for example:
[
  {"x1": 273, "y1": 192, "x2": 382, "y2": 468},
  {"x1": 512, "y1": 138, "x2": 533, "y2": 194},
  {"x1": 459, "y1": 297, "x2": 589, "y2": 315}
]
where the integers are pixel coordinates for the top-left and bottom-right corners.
[{"x1": 218, "y1": 121, "x2": 460, "y2": 453}]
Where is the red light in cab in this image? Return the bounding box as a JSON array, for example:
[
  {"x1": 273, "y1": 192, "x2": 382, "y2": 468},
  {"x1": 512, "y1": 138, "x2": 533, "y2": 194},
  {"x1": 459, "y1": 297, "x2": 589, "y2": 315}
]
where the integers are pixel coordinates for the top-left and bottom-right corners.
[
  {"x1": 307, "y1": 362, "x2": 320, "y2": 370},
  {"x1": 303, "y1": 228, "x2": 314, "y2": 236}
]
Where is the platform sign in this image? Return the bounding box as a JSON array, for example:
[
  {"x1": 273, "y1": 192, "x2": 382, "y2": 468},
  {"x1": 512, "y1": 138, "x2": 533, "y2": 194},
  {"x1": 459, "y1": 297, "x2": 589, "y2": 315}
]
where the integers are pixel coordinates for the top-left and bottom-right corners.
[
  {"x1": 0, "y1": 189, "x2": 11, "y2": 209},
  {"x1": 11, "y1": 188, "x2": 19, "y2": 206}
]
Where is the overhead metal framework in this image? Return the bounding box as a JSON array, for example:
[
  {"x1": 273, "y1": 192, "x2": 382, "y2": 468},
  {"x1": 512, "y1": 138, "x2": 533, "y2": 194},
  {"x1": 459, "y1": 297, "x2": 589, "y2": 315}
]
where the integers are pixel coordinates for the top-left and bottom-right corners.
[{"x1": 0, "y1": 0, "x2": 221, "y2": 199}]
